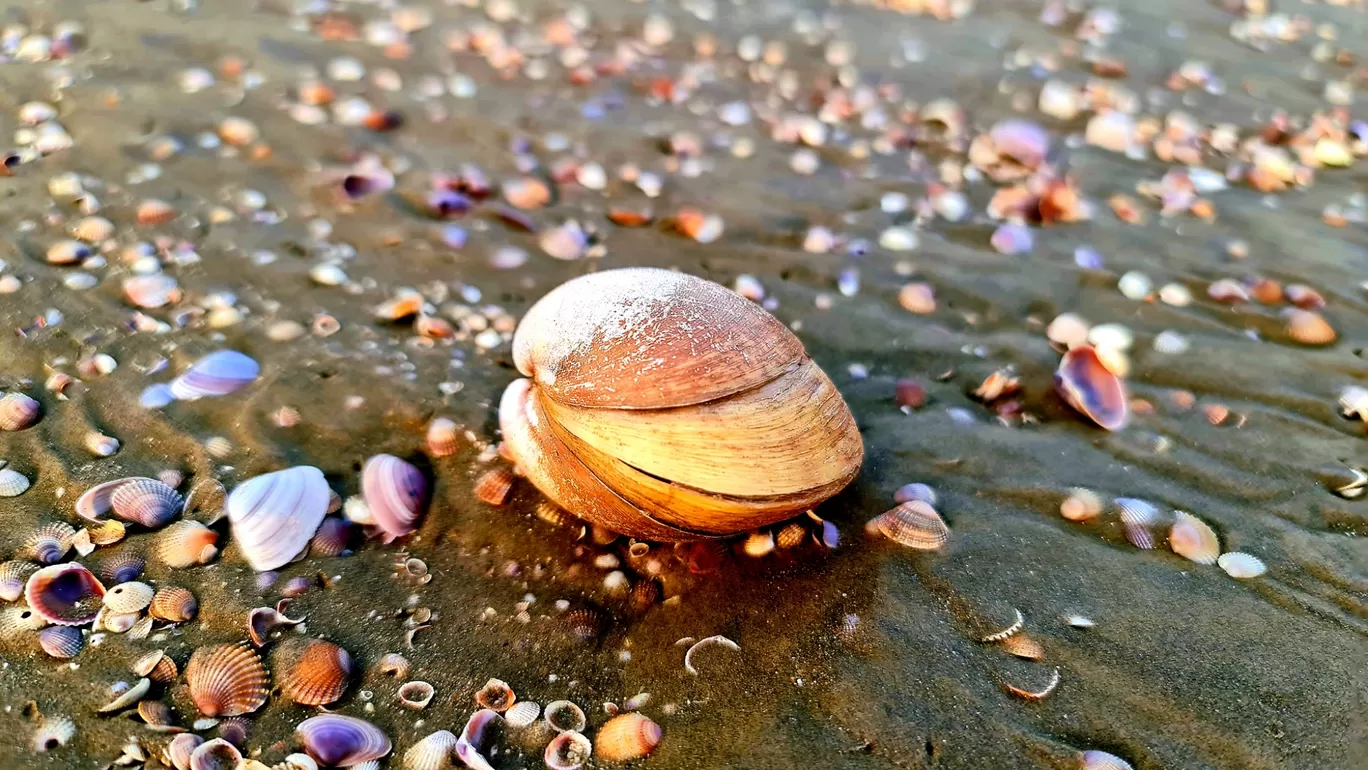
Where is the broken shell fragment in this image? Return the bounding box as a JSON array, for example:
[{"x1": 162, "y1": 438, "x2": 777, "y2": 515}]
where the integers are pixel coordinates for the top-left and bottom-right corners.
[
  {"x1": 25, "y1": 563, "x2": 106, "y2": 626},
  {"x1": 185, "y1": 643, "x2": 270, "y2": 717},
  {"x1": 1055, "y1": 345, "x2": 1129, "y2": 430},
  {"x1": 595, "y1": 713, "x2": 662, "y2": 762},
  {"x1": 227, "y1": 466, "x2": 331, "y2": 571},
  {"x1": 397, "y1": 680, "x2": 435, "y2": 710},
  {"x1": 99, "y1": 677, "x2": 151, "y2": 713},
  {"x1": 247, "y1": 606, "x2": 305, "y2": 646},
  {"x1": 32, "y1": 715, "x2": 76, "y2": 752},
  {"x1": 296, "y1": 714, "x2": 392, "y2": 767},
  {"x1": 871, "y1": 501, "x2": 949, "y2": 551}
]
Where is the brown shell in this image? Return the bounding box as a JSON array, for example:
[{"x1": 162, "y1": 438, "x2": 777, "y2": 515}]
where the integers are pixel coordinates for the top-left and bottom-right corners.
[
  {"x1": 595, "y1": 713, "x2": 662, "y2": 762},
  {"x1": 276, "y1": 638, "x2": 353, "y2": 706},
  {"x1": 874, "y1": 501, "x2": 950, "y2": 551},
  {"x1": 149, "y1": 586, "x2": 198, "y2": 622},
  {"x1": 185, "y1": 643, "x2": 270, "y2": 717},
  {"x1": 1001, "y1": 633, "x2": 1045, "y2": 660},
  {"x1": 473, "y1": 468, "x2": 515, "y2": 506},
  {"x1": 132, "y1": 650, "x2": 179, "y2": 683}
]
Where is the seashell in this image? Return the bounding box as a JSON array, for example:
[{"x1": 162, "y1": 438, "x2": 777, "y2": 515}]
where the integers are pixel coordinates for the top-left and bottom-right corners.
[
  {"x1": 376, "y1": 652, "x2": 410, "y2": 679},
  {"x1": 103, "y1": 581, "x2": 154, "y2": 614},
  {"x1": 1055, "y1": 345, "x2": 1128, "y2": 430},
  {"x1": 473, "y1": 468, "x2": 514, "y2": 506},
  {"x1": 544, "y1": 700, "x2": 587, "y2": 733},
  {"x1": 872, "y1": 501, "x2": 949, "y2": 551},
  {"x1": 138, "y1": 699, "x2": 176, "y2": 727},
  {"x1": 743, "y1": 531, "x2": 775, "y2": 557},
  {"x1": 1217, "y1": 551, "x2": 1266, "y2": 579},
  {"x1": 1286, "y1": 309, "x2": 1336, "y2": 345},
  {"x1": 72, "y1": 215, "x2": 115, "y2": 242},
  {"x1": 46, "y1": 239, "x2": 92, "y2": 264},
  {"x1": 189, "y1": 738, "x2": 242, "y2": 770},
  {"x1": 99, "y1": 676, "x2": 151, "y2": 713},
  {"x1": 426, "y1": 417, "x2": 460, "y2": 457},
  {"x1": 127, "y1": 615, "x2": 155, "y2": 640},
  {"x1": 629, "y1": 579, "x2": 660, "y2": 615},
  {"x1": 277, "y1": 755, "x2": 319, "y2": 770},
  {"x1": 1004, "y1": 667, "x2": 1061, "y2": 701},
  {"x1": 1080, "y1": 749, "x2": 1134, "y2": 770},
  {"x1": 1115, "y1": 498, "x2": 1168, "y2": 550},
  {"x1": 0, "y1": 467, "x2": 31, "y2": 496},
  {"x1": 24, "y1": 521, "x2": 76, "y2": 564},
  {"x1": 184, "y1": 478, "x2": 228, "y2": 523},
  {"x1": 595, "y1": 713, "x2": 662, "y2": 762},
  {"x1": 76, "y1": 477, "x2": 157, "y2": 523},
  {"x1": 101, "y1": 552, "x2": 145, "y2": 584},
  {"x1": 475, "y1": 678, "x2": 515, "y2": 712},
  {"x1": 133, "y1": 649, "x2": 180, "y2": 683},
  {"x1": 32, "y1": 715, "x2": 75, "y2": 752},
  {"x1": 397, "y1": 680, "x2": 435, "y2": 710},
  {"x1": 169, "y1": 351, "x2": 260, "y2": 400},
  {"x1": 111, "y1": 478, "x2": 183, "y2": 528},
  {"x1": 455, "y1": 709, "x2": 501, "y2": 770},
  {"x1": 504, "y1": 700, "x2": 540, "y2": 728},
  {"x1": 102, "y1": 611, "x2": 140, "y2": 633},
  {"x1": 545, "y1": 730, "x2": 593, "y2": 770},
  {"x1": 1060, "y1": 488, "x2": 1103, "y2": 521},
  {"x1": 123, "y1": 274, "x2": 182, "y2": 308},
  {"x1": 562, "y1": 608, "x2": 602, "y2": 642},
  {"x1": 361, "y1": 454, "x2": 427, "y2": 541},
  {"x1": 228, "y1": 466, "x2": 331, "y2": 571},
  {"x1": 0, "y1": 560, "x2": 39, "y2": 601},
  {"x1": 1169, "y1": 511, "x2": 1220, "y2": 565},
  {"x1": 277, "y1": 638, "x2": 353, "y2": 706},
  {"x1": 72, "y1": 530, "x2": 95, "y2": 558},
  {"x1": 309, "y1": 517, "x2": 353, "y2": 557},
  {"x1": 38, "y1": 625, "x2": 85, "y2": 658},
  {"x1": 168, "y1": 733, "x2": 205, "y2": 769},
  {"x1": 0, "y1": 392, "x2": 41, "y2": 431},
  {"x1": 185, "y1": 643, "x2": 270, "y2": 717},
  {"x1": 0, "y1": 605, "x2": 46, "y2": 636},
  {"x1": 136, "y1": 198, "x2": 179, "y2": 225},
  {"x1": 1001, "y1": 633, "x2": 1045, "y2": 660},
  {"x1": 296, "y1": 714, "x2": 392, "y2": 767},
  {"x1": 403, "y1": 730, "x2": 458, "y2": 770},
  {"x1": 155, "y1": 520, "x2": 219, "y2": 568},
  {"x1": 87, "y1": 519, "x2": 127, "y2": 545},
  {"x1": 25, "y1": 563, "x2": 105, "y2": 625},
  {"x1": 500, "y1": 268, "x2": 862, "y2": 540},
  {"x1": 217, "y1": 717, "x2": 250, "y2": 748},
  {"x1": 247, "y1": 606, "x2": 305, "y2": 647},
  {"x1": 150, "y1": 586, "x2": 198, "y2": 622},
  {"x1": 893, "y1": 483, "x2": 938, "y2": 506}
]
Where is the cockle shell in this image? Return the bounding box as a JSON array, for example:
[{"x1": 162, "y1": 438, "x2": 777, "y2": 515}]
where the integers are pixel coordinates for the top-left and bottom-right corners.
[
  {"x1": 500, "y1": 268, "x2": 863, "y2": 541},
  {"x1": 110, "y1": 478, "x2": 183, "y2": 528},
  {"x1": 595, "y1": 713, "x2": 662, "y2": 762},
  {"x1": 1081, "y1": 749, "x2": 1134, "y2": 770},
  {"x1": 0, "y1": 560, "x2": 39, "y2": 601},
  {"x1": 185, "y1": 643, "x2": 270, "y2": 717},
  {"x1": 426, "y1": 417, "x2": 460, "y2": 457},
  {"x1": 1218, "y1": 551, "x2": 1266, "y2": 579},
  {"x1": 545, "y1": 731, "x2": 593, "y2": 770},
  {"x1": 871, "y1": 501, "x2": 950, "y2": 551},
  {"x1": 101, "y1": 552, "x2": 145, "y2": 584},
  {"x1": 150, "y1": 586, "x2": 198, "y2": 621},
  {"x1": 0, "y1": 606, "x2": 47, "y2": 637},
  {"x1": 24, "y1": 521, "x2": 75, "y2": 564},
  {"x1": 276, "y1": 638, "x2": 353, "y2": 706},
  {"x1": 25, "y1": 563, "x2": 105, "y2": 626},
  {"x1": 1169, "y1": 511, "x2": 1220, "y2": 564},
  {"x1": 86, "y1": 519, "x2": 127, "y2": 545},
  {"x1": 504, "y1": 700, "x2": 541, "y2": 728},
  {"x1": 38, "y1": 625, "x2": 85, "y2": 658},
  {"x1": 169, "y1": 351, "x2": 260, "y2": 400},
  {"x1": 0, "y1": 468, "x2": 31, "y2": 496},
  {"x1": 296, "y1": 714, "x2": 392, "y2": 767},
  {"x1": 0, "y1": 392, "x2": 41, "y2": 430},
  {"x1": 168, "y1": 733, "x2": 205, "y2": 770},
  {"x1": 189, "y1": 738, "x2": 242, "y2": 770},
  {"x1": 473, "y1": 468, "x2": 514, "y2": 506},
  {"x1": 155, "y1": 520, "x2": 219, "y2": 568},
  {"x1": 361, "y1": 454, "x2": 427, "y2": 541},
  {"x1": 1055, "y1": 345, "x2": 1128, "y2": 430},
  {"x1": 403, "y1": 730, "x2": 457, "y2": 770},
  {"x1": 376, "y1": 653, "x2": 410, "y2": 679},
  {"x1": 227, "y1": 466, "x2": 330, "y2": 571},
  {"x1": 133, "y1": 649, "x2": 180, "y2": 683},
  {"x1": 1116, "y1": 498, "x2": 1168, "y2": 550},
  {"x1": 123, "y1": 274, "x2": 181, "y2": 308},
  {"x1": 32, "y1": 715, "x2": 76, "y2": 752},
  {"x1": 103, "y1": 581, "x2": 154, "y2": 614},
  {"x1": 544, "y1": 700, "x2": 587, "y2": 733},
  {"x1": 309, "y1": 517, "x2": 353, "y2": 557}
]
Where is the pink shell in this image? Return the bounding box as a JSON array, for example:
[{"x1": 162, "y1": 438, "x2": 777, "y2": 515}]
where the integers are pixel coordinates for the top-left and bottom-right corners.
[
  {"x1": 1055, "y1": 345, "x2": 1128, "y2": 431},
  {"x1": 227, "y1": 466, "x2": 330, "y2": 571},
  {"x1": 989, "y1": 119, "x2": 1051, "y2": 169},
  {"x1": 0, "y1": 392, "x2": 41, "y2": 431},
  {"x1": 25, "y1": 562, "x2": 106, "y2": 626},
  {"x1": 361, "y1": 455, "x2": 427, "y2": 542},
  {"x1": 170, "y1": 351, "x2": 260, "y2": 400}
]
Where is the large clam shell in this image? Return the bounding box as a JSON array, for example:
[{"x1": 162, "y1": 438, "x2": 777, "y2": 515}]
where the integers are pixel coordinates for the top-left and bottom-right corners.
[
  {"x1": 360, "y1": 455, "x2": 427, "y2": 542},
  {"x1": 185, "y1": 643, "x2": 270, "y2": 717},
  {"x1": 276, "y1": 637, "x2": 353, "y2": 706},
  {"x1": 227, "y1": 466, "x2": 330, "y2": 571},
  {"x1": 1055, "y1": 345, "x2": 1128, "y2": 430},
  {"x1": 25, "y1": 563, "x2": 106, "y2": 626},
  {"x1": 295, "y1": 714, "x2": 392, "y2": 767},
  {"x1": 169, "y1": 351, "x2": 260, "y2": 400}
]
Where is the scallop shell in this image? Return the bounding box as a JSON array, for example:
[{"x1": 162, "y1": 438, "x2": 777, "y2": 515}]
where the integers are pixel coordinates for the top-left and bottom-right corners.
[
  {"x1": 396, "y1": 680, "x2": 435, "y2": 710},
  {"x1": 169, "y1": 351, "x2": 260, "y2": 400},
  {"x1": 473, "y1": 468, "x2": 514, "y2": 506},
  {"x1": 24, "y1": 521, "x2": 76, "y2": 564},
  {"x1": 403, "y1": 730, "x2": 457, "y2": 770},
  {"x1": 218, "y1": 715, "x2": 250, "y2": 747},
  {"x1": 0, "y1": 468, "x2": 31, "y2": 497},
  {"x1": 227, "y1": 466, "x2": 330, "y2": 571},
  {"x1": 25, "y1": 563, "x2": 106, "y2": 626},
  {"x1": 167, "y1": 734, "x2": 205, "y2": 770},
  {"x1": 474, "y1": 678, "x2": 515, "y2": 712},
  {"x1": 1081, "y1": 749, "x2": 1134, "y2": 770},
  {"x1": 308, "y1": 516, "x2": 353, "y2": 557},
  {"x1": 361, "y1": 454, "x2": 427, "y2": 542},
  {"x1": 127, "y1": 615, "x2": 155, "y2": 640},
  {"x1": 545, "y1": 730, "x2": 593, "y2": 770},
  {"x1": 595, "y1": 713, "x2": 662, "y2": 762},
  {"x1": 873, "y1": 501, "x2": 949, "y2": 551},
  {"x1": 76, "y1": 477, "x2": 156, "y2": 523},
  {"x1": 504, "y1": 700, "x2": 541, "y2": 728},
  {"x1": 276, "y1": 638, "x2": 353, "y2": 706},
  {"x1": 103, "y1": 581, "x2": 155, "y2": 614},
  {"x1": 544, "y1": 700, "x2": 587, "y2": 733},
  {"x1": 110, "y1": 478, "x2": 184, "y2": 528},
  {"x1": 296, "y1": 714, "x2": 392, "y2": 767},
  {"x1": 426, "y1": 417, "x2": 460, "y2": 457},
  {"x1": 1169, "y1": 511, "x2": 1220, "y2": 565},
  {"x1": 1055, "y1": 345, "x2": 1129, "y2": 431},
  {"x1": 133, "y1": 649, "x2": 180, "y2": 683},
  {"x1": 189, "y1": 738, "x2": 242, "y2": 770},
  {"x1": 0, "y1": 392, "x2": 41, "y2": 431},
  {"x1": 32, "y1": 715, "x2": 75, "y2": 752},
  {"x1": 101, "y1": 552, "x2": 146, "y2": 584},
  {"x1": 1115, "y1": 497, "x2": 1168, "y2": 550},
  {"x1": 150, "y1": 585, "x2": 198, "y2": 622},
  {"x1": 185, "y1": 642, "x2": 270, "y2": 717},
  {"x1": 38, "y1": 625, "x2": 85, "y2": 658},
  {"x1": 138, "y1": 699, "x2": 175, "y2": 727},
  {"x1": 1060, "y1": 488, "x2": 1103, "y2": 521},
  {"x1": 0, "y1": 560, "x2": 40, "y2": 601},
  {"x1": 155, "y1": 520, "x2": 219, "y2": 568},
  {"x1": 1217, "y1": 551, "x2": 1266, "y2": 579}
]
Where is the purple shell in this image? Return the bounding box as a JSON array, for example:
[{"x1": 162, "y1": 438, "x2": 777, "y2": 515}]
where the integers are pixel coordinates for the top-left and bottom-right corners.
[
  {"x1": 38, "y1": 625, "x2": 85, "y2": 659},
  {"x1": 989, "y1": 119, "x2": 1050, "y2": 168},
  {"x1": 227, "y1": 466, "x2": 330, "y2": 572},
  {"x1": 1055, "y1": 345, "x2": 1129, "y2": 431},
  {"x1": 169, "y1": 351, "x2": 260, "y2": 400},
  {"x1": 295, "y1": 714, "x2": 392, "y2": 767},
  {"x1": 25, "y1": 563, "x2": 106, "y2": 626},
  {"x1": 309, "y1": 517, "x2": 353, "y2": 557},
  {"x1": 457, "y1": 709, "x2": 502, "y2": 770},
  {"x1": 361, "y1": 455, "x2": 427, "y2": 542}
]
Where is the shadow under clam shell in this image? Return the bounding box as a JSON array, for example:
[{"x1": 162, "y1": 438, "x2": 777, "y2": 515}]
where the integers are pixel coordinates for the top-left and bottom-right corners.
[{"x1": 1054, "y1": 345, "x2": 1129, "y2": 430}]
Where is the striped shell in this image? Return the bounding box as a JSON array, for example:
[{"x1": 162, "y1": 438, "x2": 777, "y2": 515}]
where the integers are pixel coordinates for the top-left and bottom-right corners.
[
  {"x1": 87, "y1": 519, "x2": 127, "y2": 545},
  {"x1": 226, "y1": 466, "x2": 330, "y2": 571},
  {"x1": 1169, "y1": 511, "x2": 1220, "y2": 565},
  {"x1": 150, "y1": 586, "x2": 198, "y2": 622},
  {"x1": 1116, "y1": 497, "x2": 1168, "y2": 550},
  {"x1": 308, "y1": 517, "x2": 353, "y2": 557},
  {"x1": 1081, "y1": 750, "x2": 1134, "y2": 770},
  {"x1": 473, "y1": 468, "x2": 514, "y2": 506},
  {"x1": 156, "y1": 521, "x2": 220, "y2": 568},
  {"x1": 595, "y1": 713, "x2": 662, "y2": 762},
  {"x1": 25, "y1": 563, "x2": 106, "y2": 626},
  {"x1": 132, "y1": 649, "x2": 179, "y2": 683},
  {"x1": 296, "y1": 714, "x2": 392, "y2": 767},
  {"x1": 873, "y1": 501, "x2": 949, "y2": 551},
  {"x1": 403, "y1": 730, "x2": 458, "y2": 770},
  {"x1": 76, "y1": 477, "x2": 155, "y2": 522},
  {"x1": 0, "y1": 468, "x2": 31, "y2": 497},
  {"x1": 103, "y1": 581, "x2": 155, "y2": 614},
  {"x1": 110, "y1": 478, "x2": 183, "y2": 528},
  {"x1": 426, "y1": 417, "x2": 460, "y2": 457},
  {"x1": 101, "y1": 611, "x2": 140, "y2": 633},
  {"x1": 32, "y1": 714, "x2": 76, "y2": 752},
  {"x1": 189, "y1": 738, "x2": 242, "y2": 770},
  {"x1": 277, "y1": 638, "x2": 353, "y2": 706},
  {"x1": 1001, "y1": 633, "x2": 1045, "y2": 660},
  {"x1": 0, "y1": 560, "x2": 39, "y2": 601},
  {"x1": 361, "y1": 454, "x2": 427, "y2": 542},
  {"x1": 101, "y1": 552, "x2": 146, "y2": 584},
  {"x1": 185, "y1": 642, "x2": 270, "y2": 717},
  {"x1": 167, "y1": 733, "x2": 205, "y2": 770},
  {"x1": 397, "y1": 680, "x2": 434, "y2": 710},
  {"x1": 504, "y1": 700, "x2": 541, "y2": 728},
  {"x1": 38, "y1": 625, "x2": 85, "y2": 658},
  {"x1": 1217, "y1": 551, "x2": 1267, "y2": 579},
  {"x1": 0, "y1": 392, "x2": 41, "y2": 431},
  {"x1": 169, "y1": 350, "x2": 260, "y2": 400},
  {"x1": 0, "y1": 606, "x2": 47, "y2": 637},
  {"x1": 24, "y1": 521, "x2": 76, "y2": 564}
]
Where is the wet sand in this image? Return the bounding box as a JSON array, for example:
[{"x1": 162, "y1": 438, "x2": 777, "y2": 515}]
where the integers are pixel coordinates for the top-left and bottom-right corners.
[{"x1": 0, "y1": 0, "x2": 1366, "y2": 768}]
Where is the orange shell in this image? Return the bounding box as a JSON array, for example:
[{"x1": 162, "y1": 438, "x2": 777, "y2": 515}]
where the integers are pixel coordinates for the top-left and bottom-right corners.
[
  {"x1": 874, "y1": 501, "x2": 950, "y2": 551},
  {"x1": 473, "y1": 468, "x2": 515, "y2": 506},
  {"x1": 595, "y1": 713, "x2": 663, "y2": 762},
  {"x1": 185, "y1": 643, "x2": 270, "y2": 717},
  {"x1": 149, "y1": 586, "x2": 198, "y2": 622},
  {"x1": 155, "y1": 520, "x2": 219, "y2": 568},
  {"x1": 277, "y1": 638, "x2": 353, "y2": 706}
]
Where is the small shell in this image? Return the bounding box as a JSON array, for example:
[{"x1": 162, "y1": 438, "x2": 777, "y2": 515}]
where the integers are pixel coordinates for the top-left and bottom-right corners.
[
  {"x1": 24, "y1": 521, "x2": 76, "y2": 564},
  {"x1": 133, "y1": 649, "x2": 180, "y2": 683},
  {"x1": 85, "y1": 431, "x2": 120, "y2": 457},
  {"x1": 397, "y1": 680, "x2": 435, "y2": 710},
  {"x1": 101, "y1": 552, "x2": 146, "y2": 584},
  {"x1": 426, "y1": 418, "x2": 460, "y2": 457},
  {"x1": 185, "y1": 642, "x2": 270, "y2": 717},
  {"x1": 25, "y1": 562, "x2": 106, "y2": 625},
  {"x1": 110, "y1": 478, "x2": 183, "y2": 528},
  {"x1": 46, "y1": 239, "x2": 92, "y2": 264},
  {"x1": 1169, "y1": 511, "x2": 1220, "y2": 565},
  {"x1": 295, "y1": 714, "x2": 392, "y2": 767},
  {"x1": 102, "y1": 611, "x2": 140, "y2": 633},
  {"x1": 123, "y1": 274, "x2": 182, "y2": 309},
  {"x1": 544, "y1": 700, "x2": 587, "y2": 733},
  {"x1": 247, "y1": 606, "x2": 304, "y2": 646},
  {"x1": 150, "y1": 586, "x2": 198, "y2": 622},
  {"x1": 103, "y1": 581, "x2": 155, "y2": 614},
  {"x1": 169, "y1": 351, "x2": 260, "y2": 400},
  {"x1": 167, "y1": 733, "x2": 205, "y2": 769},
  {"x1": 504, "y1": 700, "x2": 540, "y2": 728},
  {"x1": 1080, "y1": 749, "x2": 1134, "y2": 770},
  {"x1": 1286, "y1": 309, "x2": 1336, "y2": 345},
  {"x1": 87, "y1": 519, "x2": 127, "y2": 546},
  {"x1": 545, "y1": 730, "x2": 593, "y2": 770},
  {"x1": 1001, "y1": 633, "x2": 1045, "y2": 660},
  {"x1": 0, "y1": 468, "x2": 31, "y2": 497},
  {"x1": 0, "y1": 393, "x2": 41, "y2": 431},
  {"x1": 32, "y1": 715, "x2": 76, "y2": 752},
  {"x1": 138, "y1": 699, "x2": 175, "y2": 727},
  {"x1": 189, "y1": 738, "x2": 242, "y2": 770},
  {"x1": 361, "y1": 454, "x2": 427, "y2": 542},
  {"x1": 136, "y1": 198, "x2": 178, "y2": 225},
  {"x1": 376, "y1": 653, "x2": 410, "y2": 679},
  {"x1": 562, "y1": 608, "x2": 602, "y2": 642},
  {"x1": 1055, "y1": 345, "x2": 1128, "y2": 430},
  {"x1": 873, "y1": 501, "x2": 949, "y2": 551},
  {"x1": 475, "y1": 678, "x2": 515, "y2": 712},
  {"x1": 1060, "y1": 488, "x2": 1103, "y2": 521},
  {"x1": 99, "y1": 677, "x2": 151, "y2": 713},
  {"x1": 1116, "y1": 497, "x2": 1168, "y2": 550},
  {"x1": 595, "y1": 713, "x2": 662, "y2": 762},
  {"x1": 126, "y1": 615, "x2": 155, "y2": 640},
  {"x1": 38, "y1": 625, "x2": 85, "y2": 658},
  {"x1": 277, "y1": 638, "x2": 353, "y2": 706},
  {"x1": 0, "y1": 606, "x2": 47, "y2": 637},
  {"x1": 1217, "y1": 551, "x2": 1266, "y2": 579},
  {"x1": 309, "y1": 517, "x2": 353, "y2": 557},
  {"x1": 1003, "y1": 667, "x2": 1061, "y2": 701},
  {"x1": 403, "y1": 730, "x2": 458, "y2": 770},
  {"x1": 0, "y1": 560, "x2": 39, "y2": 601},
  {"x1": 473, "y1": 468, "x2": 514, "y2": 506},
  {"x1": 156, "y1": 520, "x2": 219, "y2": 568}
]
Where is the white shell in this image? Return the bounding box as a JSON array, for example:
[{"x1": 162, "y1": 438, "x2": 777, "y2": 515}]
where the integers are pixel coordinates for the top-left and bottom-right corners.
[
  {"x1": 227, "y1": 466, "x2": 330, "y2": 571},
  {"x1": 0, "y1": 468, "x2": 30, "y2": 497},
  {"x1": 103, "y1": 581, "x2": 155, "y2": 613},
  {"x1": 504, "y1": 700, "x2": 541, "y2": 728},
  {"x1": 32, "y1": 714, "x2": 76, "y2": 752},
  {"x1": 403, "y1": 730, "x2": 458, "y2": 770},
  {"x1": 1217, "y1": 551, "x2": 1266, "y2": 579}
]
